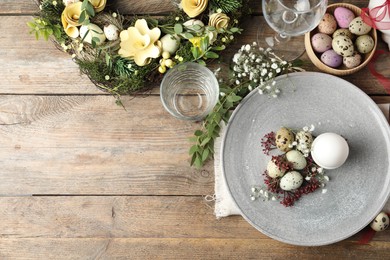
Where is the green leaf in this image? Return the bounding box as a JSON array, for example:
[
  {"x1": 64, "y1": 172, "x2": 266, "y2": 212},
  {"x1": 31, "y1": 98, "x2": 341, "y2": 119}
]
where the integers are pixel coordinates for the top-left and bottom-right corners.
[
  {"x1": 174, "y1": 23, "x2": 183, "y2": 34},
  {"x1": 207, "y1": 26, "x2": 216, "y2": 31},
  {"x1": 194, "y1": 154, "x2": 202, "y2": 168},
  {"x1": 183, "y1": 32, "x2": 194, "y2": 39},
  {"x1": 202, "y1": 149, "x2": 210, "y2": 162},
  {"x1": 191, "y1": 47, "x2": 201, "y2": 60},
  {"x1": 211, "y1": 45, "x2": 226, "y2": 51},
  {"x1": 85, "y1": 3, "x2": 95, "y2": 16},
  {"x1": 79, "y1": 11, "x2": 86, "y2": 24},
  {"x1": 81, "y1": 0, "x2": 89, "y2": 9},
  {"x1": 204, "y1": 51, "x2": 219, "y2": 59},
  {"x1": 194, "y1": 130, "x2": 203, "y2": 136},
  {"x1": 189, "y1": 145, "x2": 199, "y2": 155},
  {"x1": 230, "y1": 27, "x2": 240, "y2": 33},
  {"x1": 200, "y1": 36, "x2": 209, "y2": 53},
  {"x1": 200, "y1": 137, "x2": 211, "y2": 147},
  {"x1": 227, "y1": 94, "x2": 242, "y2": 103},
  {"x1": 192, "y1": 24, "x2": 202, "y2": 31},
  {"x1": 197, "y1": 59, "x2": 206, "y2": 66},
  {"x1": 27, "y1": 21, "x2": 36, "y2": 29}
]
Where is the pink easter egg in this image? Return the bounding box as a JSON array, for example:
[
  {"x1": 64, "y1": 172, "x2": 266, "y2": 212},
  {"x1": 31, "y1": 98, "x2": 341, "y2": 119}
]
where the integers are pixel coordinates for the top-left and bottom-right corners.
[{"x1": 334, "y1": 7, "x2": 355, "y2": 28}]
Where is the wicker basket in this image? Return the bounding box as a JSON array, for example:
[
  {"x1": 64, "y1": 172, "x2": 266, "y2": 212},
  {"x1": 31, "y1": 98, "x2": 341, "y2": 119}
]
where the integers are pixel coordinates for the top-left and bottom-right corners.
[{"x1": 304, "y1": 3, "x2": 377, "y2": 76}]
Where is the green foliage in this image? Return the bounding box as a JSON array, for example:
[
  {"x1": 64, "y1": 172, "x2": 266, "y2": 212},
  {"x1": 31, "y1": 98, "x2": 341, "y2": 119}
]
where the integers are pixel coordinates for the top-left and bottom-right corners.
[
  {"x1": 190, "y1": 82, "x2": 250, "y2": 168},
  {"x1": 28, "y1": 0, "x2": 67, "y2": 41},
  {"x1": 27, "y1": 18, "x2": 63, "y2": 41},
  {"x1": 210, "y1": 0, "x2": 242, "y2": 13}
]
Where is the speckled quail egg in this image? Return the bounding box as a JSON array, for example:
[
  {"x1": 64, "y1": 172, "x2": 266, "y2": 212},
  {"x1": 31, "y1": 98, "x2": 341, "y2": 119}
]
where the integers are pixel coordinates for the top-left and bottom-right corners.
[
  {"x1": 321, "y1": 49, "x2": 343, "y2": 68},
  {"x1": 332, "y1": 35, "x2": 354, "y2": 57},
  {"x1": 280, "y1": 171, "x2": 303, "y2": 191},
  {"x1": 286, "y1": 150, "x2": 307, "y2": 170},
  {"x1": 275, "y1": 127, "x2": 294, "y2": 152},
  {"x1": 266, "y1": 160, "x2": 286, "y2": 178},
  {"x1": 318, "y1": 13, "x2": 338, "y2": 35},
  {"x1": 370, "y1": 212, "x2": 389, "y2": 232},
  {"x1": 355, "y1": 34, "x2": 375, "y2": 54},
  {"x1": 103, "y1": 24, "x2": 119, "y2": 41},
  {"x1": 311, "y1": 33, "x2": 333, "y2": 53},
  {"x1": 349, "y1": 17, "x2": 372, "y2": 36},
  {"x1": 343, "y1": 52, "x2": 362, "y2": 68},
  {"x1": 332, "y1": 28, "x2": 354, "y2": 40},
  {"x1": 295, "y1": 131, "x2": 313, "y2": 153}
]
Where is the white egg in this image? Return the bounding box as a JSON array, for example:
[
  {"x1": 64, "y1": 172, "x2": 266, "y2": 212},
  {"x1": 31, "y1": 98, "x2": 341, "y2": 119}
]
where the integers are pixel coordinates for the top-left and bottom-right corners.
[
  {"x1": 370, "y1": 212, "x2": 389, "y2": 232},
  {"x1": 104, "y1": 24, "x2": 119, "y2": 41},
  {"x1": 266, "y1": 160, "x2": 285, "y2": 178},
  {"x1": 79, "y1": 23, "x2": 106, "y2": 45},
  {"x1": 160, "y1": 34, "x2": 180, "y2": 55},
  {"x1": 311, "y1": 133, "x2": 349, "y2": 169},
  {"x1": 280, "y1": 171, "x2": 303, "y2": 191},
  {"x1": 286, "y1": 150, "x2": 307, "y2": 170}
]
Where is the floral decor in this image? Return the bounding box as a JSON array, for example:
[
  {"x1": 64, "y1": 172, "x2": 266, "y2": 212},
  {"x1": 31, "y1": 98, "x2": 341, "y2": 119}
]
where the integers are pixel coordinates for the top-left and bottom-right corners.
[{"x1": 28, "y1": 0, "x2": 246, "y2": 102}]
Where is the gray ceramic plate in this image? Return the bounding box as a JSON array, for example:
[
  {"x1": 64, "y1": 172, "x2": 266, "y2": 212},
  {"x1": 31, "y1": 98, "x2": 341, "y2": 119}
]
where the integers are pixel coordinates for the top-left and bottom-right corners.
[{"x1": 222, "y1": 72, "x2": 390, "y2": 246}]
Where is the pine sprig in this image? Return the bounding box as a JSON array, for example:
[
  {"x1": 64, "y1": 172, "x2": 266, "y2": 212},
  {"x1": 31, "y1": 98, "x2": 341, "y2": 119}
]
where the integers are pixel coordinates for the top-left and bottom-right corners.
[{"x1": 210, "y1": 0, "x2": 242, "y2": 13}]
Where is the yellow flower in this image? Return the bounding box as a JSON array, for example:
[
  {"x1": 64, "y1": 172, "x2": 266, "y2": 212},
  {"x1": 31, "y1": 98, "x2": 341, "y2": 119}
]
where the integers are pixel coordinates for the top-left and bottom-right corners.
[
  {"x1": 61, "y1": 2, "x2": 82, "y2": 38},
  {"x1": 189, "y1": 37, "x2": 202, "y2": 49},
  {"x1": 88, "y1": 0, "x2": 106, "y2": 12},
  {"x1": 181, "y1": 0, "x2": 208, "y2": 18},
  {"x1": 209, "y1": 13, "x2": 230, "y2": 30},
  {"x1": 118, "y1": 19, "x2": 162, "y2": 66}
]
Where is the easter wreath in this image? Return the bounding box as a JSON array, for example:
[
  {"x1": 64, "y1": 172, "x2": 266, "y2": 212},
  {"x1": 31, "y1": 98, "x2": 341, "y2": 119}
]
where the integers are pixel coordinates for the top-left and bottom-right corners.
[{"x1": 28, "y1": 0, "x2": 247, "y2": 103}]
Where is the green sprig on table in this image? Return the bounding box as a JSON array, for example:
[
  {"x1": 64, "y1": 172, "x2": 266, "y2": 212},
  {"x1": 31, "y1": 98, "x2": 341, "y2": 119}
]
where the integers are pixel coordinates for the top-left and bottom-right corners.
[{"x1": 189, "y1": 43, "x2": 305, "y2": 168}]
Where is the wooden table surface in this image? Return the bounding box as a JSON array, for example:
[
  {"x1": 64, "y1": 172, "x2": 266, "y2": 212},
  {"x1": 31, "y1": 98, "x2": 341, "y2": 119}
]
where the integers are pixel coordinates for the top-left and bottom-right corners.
[{"x1": 1, "y1": 0, "x2": 390, "y2": 259}]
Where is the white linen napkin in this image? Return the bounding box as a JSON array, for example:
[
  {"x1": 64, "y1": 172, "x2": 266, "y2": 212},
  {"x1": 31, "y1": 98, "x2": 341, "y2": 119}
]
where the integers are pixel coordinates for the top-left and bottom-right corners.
[{"x1": 214, "y1": 104, "x2": 390, "y2": 218}]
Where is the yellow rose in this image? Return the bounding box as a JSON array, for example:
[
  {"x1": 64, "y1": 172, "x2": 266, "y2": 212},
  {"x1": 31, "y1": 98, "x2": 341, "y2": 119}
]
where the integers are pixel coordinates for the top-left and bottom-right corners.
[
  {"x1": 61, "y1": 2, "x2": 82, "y2": 38},
  {"x1": 89, "y1": 0, "x2": 106, "y2": 12},
  {"x1": 181, "y1": 0, "x2": 208, "y2": 18},
  {"x1": 118, "y1": 19, "x2": 162, "y2": 66},
  {"x1": 209, "y1": 13, "x2": 230, "y2": 30}
]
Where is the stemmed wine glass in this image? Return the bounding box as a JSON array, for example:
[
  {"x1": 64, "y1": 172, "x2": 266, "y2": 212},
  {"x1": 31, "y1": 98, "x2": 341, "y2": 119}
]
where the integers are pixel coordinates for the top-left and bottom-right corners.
[{"x1": 259, "y1": 0, "x2": 328, "y2": 61}]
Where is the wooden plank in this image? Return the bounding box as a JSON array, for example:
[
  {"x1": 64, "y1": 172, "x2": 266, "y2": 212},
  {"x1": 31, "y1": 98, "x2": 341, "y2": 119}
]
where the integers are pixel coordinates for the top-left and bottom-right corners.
[
  {"x1": 0, "y1": 95, "x2": 213, "y2": 195},
  {"x1": 0, "y1": 16, "x2": 101, "y2": 95},
  {"x1": 0, "y1": 0, "x2": 38, "y2": 15},
  {"x1": 1, "y1": 238, "x2": 390, "y2": 259},
  {"x1": 0, "y1": 196, "x2": 390, "y2": 258},
  {"x1": 1, "y1": 196, "x2": 389, "y2": 241}
]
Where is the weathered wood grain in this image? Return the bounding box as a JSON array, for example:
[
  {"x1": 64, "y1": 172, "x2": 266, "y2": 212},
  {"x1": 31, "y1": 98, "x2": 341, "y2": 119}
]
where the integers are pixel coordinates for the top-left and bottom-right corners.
[
  {"x1": 3, "y1": 15, "x2": 389, "y2": 96},
  {"x1": 1, "y1": 196, "x2": 390, "y2": 259},
  {"x1": 0, "y1": 16, "x2": 101, "y2": 95},
  {"x1": 0, "y1": 95, "x2": 213, "y2": 195},
  {"x1": 2, "y1": 238, "x2": 390, "y2": 259}
]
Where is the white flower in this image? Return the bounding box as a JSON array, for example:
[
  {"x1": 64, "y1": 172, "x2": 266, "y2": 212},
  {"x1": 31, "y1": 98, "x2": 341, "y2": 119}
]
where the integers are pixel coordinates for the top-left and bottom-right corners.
[
  {"x1": 258, "y1": 89, "x2": 264, "y2": 95},
  {"x1": 323, "y1": 176, "x2": 330, "y2": 181},
  {"x1": 245, "y1": 44, "x2": 251, "y2": 51},
  {"x1": 322, "y1": 189, "x2": 327, "y2": 194},
  {"x1": 271, "y1": 63, "x2": 278, "y2": 69}
]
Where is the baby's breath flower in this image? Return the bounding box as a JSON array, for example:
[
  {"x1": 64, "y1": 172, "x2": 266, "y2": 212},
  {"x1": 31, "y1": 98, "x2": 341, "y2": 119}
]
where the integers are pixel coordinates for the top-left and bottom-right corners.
[
  {"x1": 112, "y1": 12, "x2": 117, "y2": 18},
  {"x1": 52, "y1": 1, "x2": 57, "y2": 6},
  {"x1": 105, "y1": 75, "x2": 110, "y2": 80}
]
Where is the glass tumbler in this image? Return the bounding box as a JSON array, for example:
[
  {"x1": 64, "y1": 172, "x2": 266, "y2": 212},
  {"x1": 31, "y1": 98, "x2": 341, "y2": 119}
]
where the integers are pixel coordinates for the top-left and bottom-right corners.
[{"x1": 160, "y1": 62, "x2": 219, "y2": 121}]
